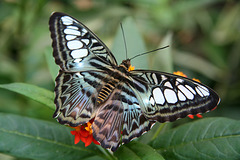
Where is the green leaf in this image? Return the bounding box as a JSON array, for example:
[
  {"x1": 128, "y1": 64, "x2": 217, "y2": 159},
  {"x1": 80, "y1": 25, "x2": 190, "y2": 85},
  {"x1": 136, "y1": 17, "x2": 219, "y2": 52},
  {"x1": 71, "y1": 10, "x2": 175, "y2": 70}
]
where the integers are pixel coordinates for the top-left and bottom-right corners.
[
  {"x1": 0, "y1": 113, "x2": 104, "y2": 160},
  {"x1": 115, "y1": 141, "x2": 165, "y2": 160},
  {"x1": 151, "y1": 118, "x2": 240, "y2": 160},
  {"x1": 111, "y1": 17, "x2": 148, "y2": 69},
  {"x1": 45, "y1": 46, "x2": 59, "y2": 82},
  {"x1": 0, "y1": 83, "x2": 55, "y2": 110}
]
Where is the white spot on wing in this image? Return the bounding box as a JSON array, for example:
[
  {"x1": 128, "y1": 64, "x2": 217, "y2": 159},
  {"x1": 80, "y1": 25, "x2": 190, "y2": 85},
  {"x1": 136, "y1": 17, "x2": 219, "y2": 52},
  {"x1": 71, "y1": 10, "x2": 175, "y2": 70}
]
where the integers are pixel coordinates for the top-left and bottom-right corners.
[
  {"x1": 74, "y1": 72, "x2": 82, "y2": 77},
  {"x1": 178, "y1": 85, "x2": 194, "y2": 100},
  {"x1": 197, "y1": 85, "x2": 210, "y2": 96},
  {"x1": 61, "y1": 16, "x2": 73, "y2": 25},
  {"x1": 164, "y1": 81, "x2": 173, "y2": 88},
  {"x1": 92, "y1": 39, "x2": 98, "y2": 43},
  {"x1": 82, "y1": 28, "x2": 88, "y2": 33},
  {"x1": 64, "y1": 29, "x2": 81, "y2": 36},
  {"x1": 178, "y1": 91, "x2": 186, "y2": 101},
  {"x1": 72, "y1": 59, "x2": 83, "y2": 65},
  {"x1": 67, "y1": 26, "x2": 78, "y2": 30},
  {"x1": 67, "y1": 40, "x2": 83, "y2": 50},
  {"x1": 81, "y1": 39, "x2": 90, "y2": 45},
  {"x1": 161, "y1": 75, "x2": 167, "y2": 81},
  {"x1": 195, "y1": 86, "x2": 204, "y2": 97},
  {"x1": 152, "y1": 87, "x2": 165, "y2": 105},
  {"x1": 149, "y1": 97, "x2": 155, "y2": 106},
  {"x1": 199, "y1": 85, "x2": 209, "y2": 93},
  {"x1": 175, "y1": 81, "x2": 179, "y2": 86},
  {"x1": 185, "y1": 85, "x2": 196, "y2": 95},
  {"x1": 176, "y1": 78, "x2": 184, "y2": 83},
  {"x1": 152, "y1": 73, "x2": 158, "y2": 84},
  {"x1": 92, "y1": 46, "x2": 103, "y2": 50},
  {"x1": 164, "y1": 89, "x2": 178, "y2": 104},
  {"x1": 66, "y1": 35, "x2": 76, "y2": 40},
  {"x1": 81, "y1": 28, "x2": 88, "y2": 36},
  {"x1": 70, "y1": 49, "x2": 88, "y2": 58}
]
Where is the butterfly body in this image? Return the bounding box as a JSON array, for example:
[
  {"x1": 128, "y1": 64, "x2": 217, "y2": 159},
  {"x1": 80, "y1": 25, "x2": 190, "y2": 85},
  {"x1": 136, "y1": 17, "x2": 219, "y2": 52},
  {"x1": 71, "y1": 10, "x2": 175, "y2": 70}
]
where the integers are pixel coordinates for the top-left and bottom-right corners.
[
  {"x1": 49, "y1": 12, "x2": 220, "y2": 152},
  {"x1": 96, "y1": 78, "x2": 119, "y2": 104}
]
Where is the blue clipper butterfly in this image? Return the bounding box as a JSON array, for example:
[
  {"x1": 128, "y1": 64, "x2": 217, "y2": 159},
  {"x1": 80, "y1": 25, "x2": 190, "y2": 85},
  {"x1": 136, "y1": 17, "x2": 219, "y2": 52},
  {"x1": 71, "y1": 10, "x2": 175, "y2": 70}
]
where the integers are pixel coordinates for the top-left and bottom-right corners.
[{"x1": 49, "y1": 12, "x2": 220, "y2": 152}]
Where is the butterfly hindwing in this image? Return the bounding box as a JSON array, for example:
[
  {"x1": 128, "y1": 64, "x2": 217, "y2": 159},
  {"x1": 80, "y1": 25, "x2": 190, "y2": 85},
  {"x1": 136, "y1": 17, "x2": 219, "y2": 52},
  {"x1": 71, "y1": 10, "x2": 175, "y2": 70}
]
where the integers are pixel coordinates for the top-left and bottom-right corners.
[
  {"x1": 49, "y1": 12, "x2": 117, "y2": 72},
  {"x1": 54, "y1": 70, "x2": 111, "y2": 126},
  {"x1": 92, "y1": 84, "x2": 155, "y2": 152},
  {"x1": 129, "y1": 70, "x2": 220, "y2": 122},
  {"x1": 115, "y1": 82, "x2": 155, "y2": 145},
  {"x1": 92, "y1": 88, "x2": 123, "y2": 151}
]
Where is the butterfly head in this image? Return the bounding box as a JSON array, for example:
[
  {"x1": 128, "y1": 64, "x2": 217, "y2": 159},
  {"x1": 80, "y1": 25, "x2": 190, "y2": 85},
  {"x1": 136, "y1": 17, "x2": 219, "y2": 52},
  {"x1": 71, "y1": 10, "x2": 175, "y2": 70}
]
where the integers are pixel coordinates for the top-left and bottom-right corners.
[
  {"x1": 119, "y1": 59, "x2": 134, "y2": 72},
  {"x1": 122, "y1": 59, "x2": 131, "y2": 68}
]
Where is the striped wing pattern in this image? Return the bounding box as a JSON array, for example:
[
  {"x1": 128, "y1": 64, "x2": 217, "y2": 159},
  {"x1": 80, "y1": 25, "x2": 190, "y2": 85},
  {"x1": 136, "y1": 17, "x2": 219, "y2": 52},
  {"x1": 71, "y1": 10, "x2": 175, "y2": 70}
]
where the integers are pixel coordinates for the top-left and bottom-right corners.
[
  {"x1": 54, "y1": 71, "x2": 108, "y2": 126},
  {"x1": 49, "y1": 12, "x2": 117, "y2": 72},
  {"x1": 92, "y1": 84, "x2": 155, "y2": 151},
  {"x1": 49, "y1": 12, "x2": 220, "y2": 152},
  {"x1": 129, "y1": 70, "x2": 220, "y2": 122}
]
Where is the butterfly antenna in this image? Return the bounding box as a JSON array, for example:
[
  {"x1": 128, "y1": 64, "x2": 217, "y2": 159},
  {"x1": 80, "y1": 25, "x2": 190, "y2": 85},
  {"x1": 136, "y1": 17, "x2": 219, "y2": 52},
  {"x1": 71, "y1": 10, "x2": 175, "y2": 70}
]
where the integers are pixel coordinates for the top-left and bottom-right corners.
[
  {"x1": 120, "y1": 23, "x2": 128, "y2": 59},
  {"x1": 129, "y1": 45, "x2": 170, "y2": 60}
]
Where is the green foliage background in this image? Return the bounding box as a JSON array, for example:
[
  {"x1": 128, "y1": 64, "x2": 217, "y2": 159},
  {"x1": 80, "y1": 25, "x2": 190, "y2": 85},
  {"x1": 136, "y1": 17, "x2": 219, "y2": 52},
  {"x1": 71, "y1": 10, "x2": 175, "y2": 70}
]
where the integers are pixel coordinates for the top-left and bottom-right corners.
[{"x1": 0, "y1": 0, "x2": 239, "y2": 160}]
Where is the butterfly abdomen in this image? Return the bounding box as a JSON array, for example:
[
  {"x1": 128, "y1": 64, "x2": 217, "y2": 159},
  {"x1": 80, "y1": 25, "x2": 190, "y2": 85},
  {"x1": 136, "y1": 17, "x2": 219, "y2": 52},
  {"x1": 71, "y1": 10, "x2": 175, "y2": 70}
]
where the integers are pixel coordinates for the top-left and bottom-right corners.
[{"x1": 97, "y1": 79, "x2": 119, "y2": 104}]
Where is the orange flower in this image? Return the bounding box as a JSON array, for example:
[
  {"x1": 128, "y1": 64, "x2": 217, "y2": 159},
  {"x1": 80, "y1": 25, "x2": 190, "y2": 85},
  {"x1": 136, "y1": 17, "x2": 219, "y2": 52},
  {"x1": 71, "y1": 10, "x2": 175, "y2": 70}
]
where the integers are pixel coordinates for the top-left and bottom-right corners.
[
  {"x1": 192, "y1": 78, "x2": 200, "y2": 83},
  {"x1": 173, "y1": 71, "x2": 187, "y2": 77},
  {"x1": 173, "y1": 71, "x2": 201, "y2": 83},
  {"x1": 70, "y1": 119, "x2": 100, "y2": 147},
  {"x1": 188, "y1": 114, "x2": 203, "y2": 119},
  {"x1": 188, "y1": 114, "x2": 194, "y2": 119}
]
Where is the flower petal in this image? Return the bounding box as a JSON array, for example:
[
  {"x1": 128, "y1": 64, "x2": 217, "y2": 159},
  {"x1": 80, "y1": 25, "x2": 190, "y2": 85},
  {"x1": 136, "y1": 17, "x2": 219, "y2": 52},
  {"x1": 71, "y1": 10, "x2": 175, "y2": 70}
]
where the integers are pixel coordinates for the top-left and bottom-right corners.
[
  {"x1": 196, "y1": 114, "x2": 203, "y2": 118},
  {"x1": 188, "y1": 115, "x2": 194, "y2": 119},
  {"x1": 173, "y1": 71, "x2": 187, "y2": 77},
  {"x1": 80, "y1": 130, "x2": 89, "y2": 137},
  {"x1": 74, "y1": 133, "x2": 81, "y2": 144},
  {"x1": 192, "y1": 78, "x2": 201, "y2": 83},
  {"x1": 93, "y1": 138, "x2": 100, "y2": 145},
  {"x1": 84, "y1": 136, "x2": 93, "y2": 147},
  {"x1": 70, "y1": 118, "x2": 100, "y2": 147},
  {"x1": 81, "y1": 136, "x2": 89, "y2": 144},
  {"x1": 71, "y1": 130, "x2": 77, "y2": 135}
]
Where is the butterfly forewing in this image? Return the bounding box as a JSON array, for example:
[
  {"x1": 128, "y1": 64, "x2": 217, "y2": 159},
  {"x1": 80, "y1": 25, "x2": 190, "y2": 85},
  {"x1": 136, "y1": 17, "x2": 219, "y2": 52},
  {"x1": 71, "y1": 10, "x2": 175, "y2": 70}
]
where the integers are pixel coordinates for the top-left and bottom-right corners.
[
  {"x1": 49, "y1": 12, "x2": 117, "y2": 72},
  {"x1": 49, "y1": 12, "x2": 220, "y2": 152},
  {"x1": 129, "y1": 70, "x2": 220, "y2": 122}
]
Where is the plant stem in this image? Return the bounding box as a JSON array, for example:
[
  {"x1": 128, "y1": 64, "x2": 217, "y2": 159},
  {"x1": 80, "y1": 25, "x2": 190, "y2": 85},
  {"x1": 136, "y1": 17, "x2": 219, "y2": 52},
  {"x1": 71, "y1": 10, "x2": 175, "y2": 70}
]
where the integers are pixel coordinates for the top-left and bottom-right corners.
[{"x1": 151, "y1": 123, "x2": 166, "y2": 141}]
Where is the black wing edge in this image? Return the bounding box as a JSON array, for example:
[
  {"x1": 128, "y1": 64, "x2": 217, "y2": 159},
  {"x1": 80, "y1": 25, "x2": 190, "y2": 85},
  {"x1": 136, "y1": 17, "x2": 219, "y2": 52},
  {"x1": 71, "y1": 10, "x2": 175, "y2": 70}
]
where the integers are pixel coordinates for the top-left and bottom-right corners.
[
  {"x1": 48, "y1": 12, "x2": 118, "y2": 67},
  {"x1": 130, "y1": 69, "x2": 220, "y2": 122}
]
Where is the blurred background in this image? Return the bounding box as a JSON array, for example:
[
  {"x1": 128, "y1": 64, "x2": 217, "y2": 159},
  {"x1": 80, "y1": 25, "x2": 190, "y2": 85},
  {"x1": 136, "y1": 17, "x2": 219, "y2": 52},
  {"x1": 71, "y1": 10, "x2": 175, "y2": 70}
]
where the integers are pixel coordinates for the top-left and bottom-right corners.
[{"x1": 0, "y1": 0, "x2": 239, "y2": 158}]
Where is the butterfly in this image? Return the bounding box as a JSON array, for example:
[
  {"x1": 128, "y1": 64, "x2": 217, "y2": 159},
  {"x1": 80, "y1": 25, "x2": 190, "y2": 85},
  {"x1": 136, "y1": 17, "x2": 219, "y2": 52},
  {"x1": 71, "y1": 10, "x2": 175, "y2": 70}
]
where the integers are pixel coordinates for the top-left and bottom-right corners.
[{"x1": 49, "y1": 12, "x2": 220, "y2": 152}]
